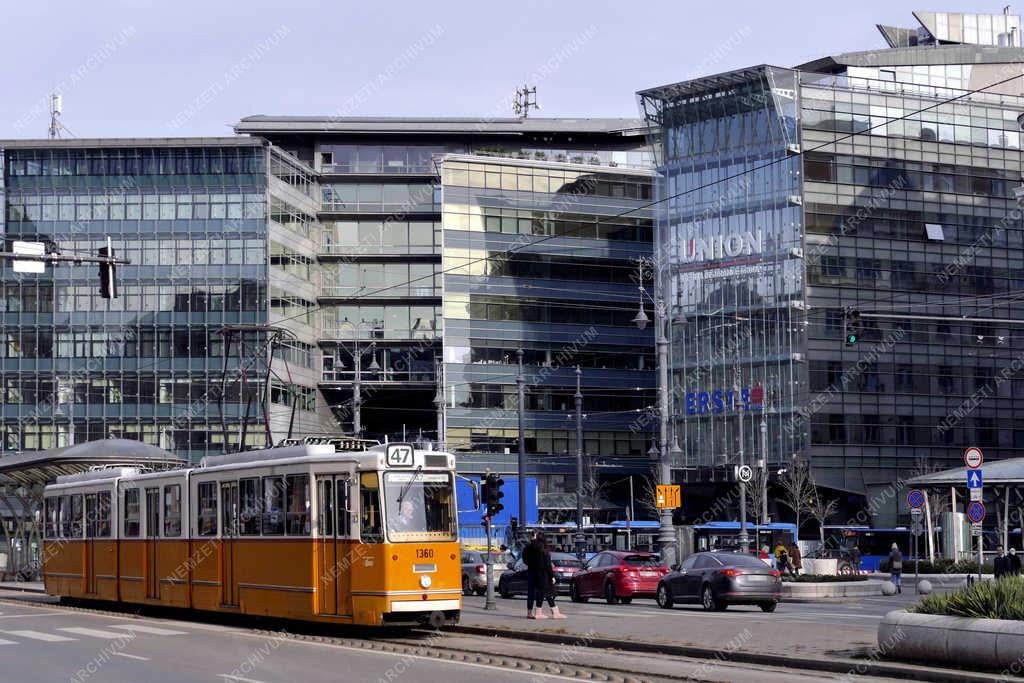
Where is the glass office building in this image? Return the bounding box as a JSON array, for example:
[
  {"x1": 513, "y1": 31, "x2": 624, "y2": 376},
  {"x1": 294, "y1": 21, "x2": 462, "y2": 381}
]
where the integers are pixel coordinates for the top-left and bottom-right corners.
[
  {"x1": 640, "y1": 11, "x2": 1024, "y2": 525},
  {"x1": 0, "y1": 138, "x2": 326, "y2": 461},
  {"x1": 439, "y1": 154, "x2": 655, "y2": 482},
  {"x1": 235, "y1": 117, "x2": 656, "y2": 490}
]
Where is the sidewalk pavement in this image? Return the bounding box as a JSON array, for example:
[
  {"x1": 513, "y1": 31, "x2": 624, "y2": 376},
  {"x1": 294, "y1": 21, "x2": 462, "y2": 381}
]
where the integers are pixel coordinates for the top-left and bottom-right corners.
[{"x1": 0, "y1": 581, "x2": 44, "y2": 593}]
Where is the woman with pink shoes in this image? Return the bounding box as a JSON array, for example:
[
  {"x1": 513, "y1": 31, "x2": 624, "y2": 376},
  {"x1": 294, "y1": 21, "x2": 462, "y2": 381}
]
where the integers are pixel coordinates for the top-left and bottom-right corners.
[{"x1": 523, "y1": 532, "x2": 566, "y2": 619}]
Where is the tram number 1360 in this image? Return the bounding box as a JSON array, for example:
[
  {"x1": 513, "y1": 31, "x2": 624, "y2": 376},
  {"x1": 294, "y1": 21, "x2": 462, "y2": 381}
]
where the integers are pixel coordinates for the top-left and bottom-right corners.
[{"x1": 416, "y1": 548, "x2": 434, "y2": 560}]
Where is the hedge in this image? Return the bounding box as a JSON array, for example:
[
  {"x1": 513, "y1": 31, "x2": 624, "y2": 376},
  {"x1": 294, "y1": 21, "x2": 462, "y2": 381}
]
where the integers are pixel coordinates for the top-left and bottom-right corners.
[
  {"x1": 789, "y1": 574, "x2": 869, "y2": 583},
  {"x1": 878, "y1": 558, "x2": 993, "y2": 574}
]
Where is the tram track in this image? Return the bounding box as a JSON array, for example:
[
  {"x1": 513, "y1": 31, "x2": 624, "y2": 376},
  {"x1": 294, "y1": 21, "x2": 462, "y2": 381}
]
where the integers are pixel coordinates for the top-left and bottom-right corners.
[{"x1": 0, "y1": 592, "x2": 1000, "y2": 682}]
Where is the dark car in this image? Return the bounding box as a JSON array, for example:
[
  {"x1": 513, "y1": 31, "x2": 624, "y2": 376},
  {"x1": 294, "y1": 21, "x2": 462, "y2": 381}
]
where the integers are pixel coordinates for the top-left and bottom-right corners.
[
  {"x1": 656, "y1": 551, "x2": 782, "y2": 612},
  {"x1": 569, "y1": 550, "x2": 669, "y2": 604},
  {"x1": 498, "y1": 553, "x2": 583, "y2": 598}
]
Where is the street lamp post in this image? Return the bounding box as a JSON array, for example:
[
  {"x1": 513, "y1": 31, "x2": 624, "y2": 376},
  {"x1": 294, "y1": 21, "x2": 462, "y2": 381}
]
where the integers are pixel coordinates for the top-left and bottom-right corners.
[
  {"x1": 634, "y1": 259, "x2": 678, "y2": 570},
  {"x1": 574, "y1": 365, "x2": 585, "y2": 560},
  {"x1": 734, "y1": 337, "x2": 749, "y2": 554},
  {"x1": 516, "y1": 349, "x2": 527, "y2": 548}
]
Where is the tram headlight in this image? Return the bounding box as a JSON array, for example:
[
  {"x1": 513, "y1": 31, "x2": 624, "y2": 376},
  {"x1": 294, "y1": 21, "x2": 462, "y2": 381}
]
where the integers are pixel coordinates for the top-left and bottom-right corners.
[{"x1": 419, "y1": 575, "x2": 432, "y2": 589}]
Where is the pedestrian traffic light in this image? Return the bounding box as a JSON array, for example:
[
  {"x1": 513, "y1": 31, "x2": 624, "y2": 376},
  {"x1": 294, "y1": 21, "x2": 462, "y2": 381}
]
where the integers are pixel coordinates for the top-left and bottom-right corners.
[
  {"x1": 843, "y1": 307, "x2": 861, "y2": 346},
  {"x1": 485, "y1": 473, "x2": 505, "y2": 517},
  {"x1": 98, "y1": 241, "x2": 117, "y2": 299}
]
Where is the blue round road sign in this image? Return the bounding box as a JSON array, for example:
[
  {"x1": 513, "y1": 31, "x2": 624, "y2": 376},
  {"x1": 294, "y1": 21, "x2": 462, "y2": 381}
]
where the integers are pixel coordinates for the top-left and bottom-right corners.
[
  {"x1": 967, "y1": 500, "x2": 986, "y2": 524},
  {"x1": 907, "y1": 489, "x2": 925, "y2": 509}
]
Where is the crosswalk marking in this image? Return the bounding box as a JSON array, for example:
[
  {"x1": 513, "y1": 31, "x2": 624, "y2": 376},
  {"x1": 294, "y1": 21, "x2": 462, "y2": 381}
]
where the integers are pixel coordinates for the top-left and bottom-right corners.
[
  {"x1": 59, "y1": 627, "x2": 133, "y2": 639},
  {"x1": 108, "y1": 624, "x2": 188, "y2": 636},
  {"x1": 4, "y1": 630, "x2": 75, "y2": 642}
]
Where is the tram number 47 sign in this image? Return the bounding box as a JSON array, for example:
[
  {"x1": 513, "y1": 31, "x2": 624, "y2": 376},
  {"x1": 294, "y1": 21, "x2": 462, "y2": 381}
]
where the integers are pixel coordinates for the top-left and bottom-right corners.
[
  {"x1": 967, "y1": 500, "x2": 986, "y2": 525},
  {"x1": 656, "y1": 485, "x2": 681, "y2": 509}
]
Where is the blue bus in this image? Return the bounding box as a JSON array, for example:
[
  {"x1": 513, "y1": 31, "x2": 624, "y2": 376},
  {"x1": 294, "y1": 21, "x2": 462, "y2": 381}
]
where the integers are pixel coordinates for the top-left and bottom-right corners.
[
  {"x1": 821, "y1": 526, "x2": 916, "y2": 572},
  {"x1": 689, "y1": 521, "x2": 799, "y2": 555}
]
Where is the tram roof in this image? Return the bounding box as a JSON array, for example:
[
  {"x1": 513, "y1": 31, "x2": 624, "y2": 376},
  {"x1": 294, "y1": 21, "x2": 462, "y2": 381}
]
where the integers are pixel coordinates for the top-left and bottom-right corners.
[{"x1": 0, "y1": 439, "x2": 185, "y2": 488}]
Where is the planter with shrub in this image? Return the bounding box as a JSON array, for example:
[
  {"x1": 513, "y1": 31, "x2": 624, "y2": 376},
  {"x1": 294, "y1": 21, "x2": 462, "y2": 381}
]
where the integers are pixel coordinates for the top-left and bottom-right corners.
[
  {"x1": 878, "y1": 558, "x2": 993, "y2": 574},
  {"x1": 878, "y1": 575, "x2": 1024, "y2": 670},
  {"x1": 790, "y1": 574, "x2": 869, "y2": 583}
]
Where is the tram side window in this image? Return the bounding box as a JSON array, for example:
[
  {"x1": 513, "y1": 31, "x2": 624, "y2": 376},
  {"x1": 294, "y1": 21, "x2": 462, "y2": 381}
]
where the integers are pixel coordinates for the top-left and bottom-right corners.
[
  {"x1": 359, "y1": 472, "x2": 383, "y2": 543},
  {"x1": 197, "y1": 482, "x2": 217, "y2": 536},
  {"x1": 164, "y1": 485, "x2": 182, "y2": 537},
  {"x1": 44, "y1": 498, "x2": 56, "y2": 538},
  {"x1": 239, "y1": 478, "x2": 260, "y2": 535},
  {"x1": 261, "y1": 476, "x2": 284, "y2": 536},
  {"x1": 58, "y1": 496, "x2": 72, "y2": 537},
  {"x1": 337, "y1": 478, "x2": 350, "y2": 537},
  {"x1": 123, "y1": 488, "x2": 141, "y2": 537},
  {"x1": 85, "y1": 494, "x2": 98, "y2": 537},
  {"x1": 285, "y1": 474, "x2": 310, "y2": 535},
  {"x1": 96, "y1": 491, "x2": 111, "y2": 537},
  {"x1": 70, "y1": 494, "x2": 83, "y2": 538}
]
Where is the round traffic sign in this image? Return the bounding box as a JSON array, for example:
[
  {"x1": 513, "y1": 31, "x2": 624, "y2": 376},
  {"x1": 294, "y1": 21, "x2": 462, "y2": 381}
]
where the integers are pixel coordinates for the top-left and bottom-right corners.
[
  {"x1": 964, "y1": 447, "x2": 984, "y2": 469},
  {"x1": 967, "y1": 500, "x2": 986, "y2": 524},
  {"x1": 737, "y1": 465, "x2": 753, "y2": 483},
  {"x1": 907, "y1": 489, "x2": 925, "y2": 509}
]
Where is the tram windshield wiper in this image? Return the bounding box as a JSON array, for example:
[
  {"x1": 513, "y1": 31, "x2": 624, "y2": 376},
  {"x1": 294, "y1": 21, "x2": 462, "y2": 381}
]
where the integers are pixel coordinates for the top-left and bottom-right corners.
[{"x1": 396, "y1": 466, "x2": 423, "y2": 505}]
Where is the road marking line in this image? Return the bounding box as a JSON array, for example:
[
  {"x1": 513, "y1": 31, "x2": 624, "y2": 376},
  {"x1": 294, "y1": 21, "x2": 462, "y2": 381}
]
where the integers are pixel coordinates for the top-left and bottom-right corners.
[
  {"x1": 59, "y1": 627, "x2": 134, "y2": 639},
  {"x1": 0, "y1": 639, "x2": 15, "y2": 645},
  {"x1": 4, "y1": 629, "x2": 75, "y2": 642},
  {"x1": 0, "y1": 611, "x2": 63, "y2": 619},
  {"x1": 108, "y1": 624, "x2": 189, "y2": 636},
  {"x1": 219, "y1": 676, "x2": 268, "y2": 683},
  {"x1": 111, "y1": 652, "x2": 149, "y2": 661}
]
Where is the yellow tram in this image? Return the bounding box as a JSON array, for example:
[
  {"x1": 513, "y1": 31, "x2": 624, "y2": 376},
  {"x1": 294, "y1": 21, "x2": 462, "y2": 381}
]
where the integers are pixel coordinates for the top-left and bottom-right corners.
[{"x1": 42, "y1": 440, "x2": 462, "y2": 627}]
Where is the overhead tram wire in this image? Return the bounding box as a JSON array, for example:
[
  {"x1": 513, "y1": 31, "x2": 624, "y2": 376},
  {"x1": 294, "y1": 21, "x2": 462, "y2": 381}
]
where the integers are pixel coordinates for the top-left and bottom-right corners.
[{"x1": 178, "y1": 71, "x2": 1024, "y2": 391}]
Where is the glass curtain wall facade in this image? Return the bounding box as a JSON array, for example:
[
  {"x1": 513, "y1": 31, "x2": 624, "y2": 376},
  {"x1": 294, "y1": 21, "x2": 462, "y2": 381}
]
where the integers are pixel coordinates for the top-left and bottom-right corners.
[
  {"x1": 639, "y1": 67, "x2": 807, "y2": 485},
  {"x1": 798, "y1": 51, "x2": 1024, "y2": 521},
  {"x1": 0, "y1": 140, "x2": 274, "y2": 460},
  {"x1": 643, "y1": 30, "x2": 1024, "y2": 525},
  {"x1": 440, "y1": 154, "x2": 655, "y2": 484}
]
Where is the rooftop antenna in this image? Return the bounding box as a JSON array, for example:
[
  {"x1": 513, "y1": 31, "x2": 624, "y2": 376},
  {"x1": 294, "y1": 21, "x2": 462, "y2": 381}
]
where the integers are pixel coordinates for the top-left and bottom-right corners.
[
  {"x1": 48, "y1": 94, "x2": 74, "y2": 139},
  {"x1": 512, "y1": 85, "x2": 541, "y2": 119}
]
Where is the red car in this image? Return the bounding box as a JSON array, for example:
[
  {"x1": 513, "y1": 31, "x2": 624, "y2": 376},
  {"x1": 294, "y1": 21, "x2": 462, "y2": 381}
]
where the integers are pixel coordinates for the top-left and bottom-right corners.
[{"x1": 569, "y1": 550, "x2": 669, "y2": 604}]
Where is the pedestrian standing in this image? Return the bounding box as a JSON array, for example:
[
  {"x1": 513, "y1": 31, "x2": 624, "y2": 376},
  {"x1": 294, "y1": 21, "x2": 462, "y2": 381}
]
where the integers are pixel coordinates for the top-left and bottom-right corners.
[
  {"x1": 888, "y1": 543, "x2": 903, "y2": 594},
  {"x1": 524, "y1": 532, "x2": 552, "y2": 619},
  {"x1": 774, "y1": 543, "x2": 793, "y2": 578},
  {"x1": 789, "y1": 542, "x2": 802, "y2": 577},
  {"x1": 538, "y1": 538, "x2": 566, "y2": 619},
  {"x1": 994, "y1": 545, "x2": 1009, "y2": 580},
  {"x1": 1008, "y1": 547, "x2": 1021, "y2": 575},
  {"x1": 851, "y1": 546, "x2": 862, "y2": 573}
]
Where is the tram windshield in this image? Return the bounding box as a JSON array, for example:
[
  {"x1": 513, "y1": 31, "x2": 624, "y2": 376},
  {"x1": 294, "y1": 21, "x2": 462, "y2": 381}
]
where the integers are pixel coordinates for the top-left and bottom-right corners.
[{"x1": 383, "y1": 472, "x2": 456, "y2": 542}]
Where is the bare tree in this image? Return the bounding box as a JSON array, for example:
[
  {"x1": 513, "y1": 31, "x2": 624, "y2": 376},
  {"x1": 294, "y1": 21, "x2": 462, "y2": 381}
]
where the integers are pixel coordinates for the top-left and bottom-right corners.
[
  {"x1": 910, "y1": 456, "x2": 950, "y2": 560},
  {"x1": 744, "y1": 464, "x2": 769, "y2": 527},
  {"x1": 778, "y1": 456, "x2": 814, "y2": 535},
  {"x1": 806, "y1": 483, "x2": 839, "y2": 547},
  {"x1": 637, "y1": 476, "x2": 662, "y2": 520}
]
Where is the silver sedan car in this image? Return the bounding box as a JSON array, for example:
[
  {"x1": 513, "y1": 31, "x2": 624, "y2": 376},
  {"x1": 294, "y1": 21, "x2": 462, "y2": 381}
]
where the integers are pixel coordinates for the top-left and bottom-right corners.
[{"x1": 656, "y1": 551, "x2": 782, "y2": 612}]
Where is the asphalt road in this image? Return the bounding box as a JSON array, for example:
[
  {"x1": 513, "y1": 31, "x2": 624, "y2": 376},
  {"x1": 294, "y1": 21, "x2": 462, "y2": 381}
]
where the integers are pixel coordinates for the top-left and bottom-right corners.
[
  {"x1": 0, "y1": 600, "x2": 585, "y2": 683},
  {"x1": 460, "y1": 586, "x2": 940, "y2": 659}
]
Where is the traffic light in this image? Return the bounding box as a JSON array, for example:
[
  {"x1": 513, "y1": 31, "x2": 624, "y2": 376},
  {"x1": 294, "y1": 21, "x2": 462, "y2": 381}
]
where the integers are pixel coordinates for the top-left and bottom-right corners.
[
  {"x1": 484, "y1": 473, "x2": 505, "y2": 517},
  {"x1": 479, "y1": 475, "x2": 490, "y2": 512},
  {"x1": 843, "y1": 307, "x2": 861, "y2": 346},
  {"x1": 98, "y1": 240, "x2": 117, "y2": 299}
]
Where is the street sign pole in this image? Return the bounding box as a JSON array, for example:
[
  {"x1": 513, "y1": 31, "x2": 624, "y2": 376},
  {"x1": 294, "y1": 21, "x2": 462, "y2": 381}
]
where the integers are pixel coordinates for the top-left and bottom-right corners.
[{"x1": 484, "y1": 516, "x2": 496, "y2": 611}]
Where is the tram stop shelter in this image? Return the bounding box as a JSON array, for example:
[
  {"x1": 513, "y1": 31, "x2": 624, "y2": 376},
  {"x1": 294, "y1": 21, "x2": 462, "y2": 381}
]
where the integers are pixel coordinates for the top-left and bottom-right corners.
[
  {"x1": 0, "y1": 439, "x2": 185, "y2": 579},
  {"x1": 906, "y1": 457, "x2": 1024, "y2": 551}
]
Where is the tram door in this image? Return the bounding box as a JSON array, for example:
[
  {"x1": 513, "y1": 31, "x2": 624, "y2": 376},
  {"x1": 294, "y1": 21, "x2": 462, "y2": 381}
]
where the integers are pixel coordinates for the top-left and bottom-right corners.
[
  {"x1": 316, "y1": 475, "x2": 352, "y2": 616},
  {"x1": 145, "y1": 488, "x2": 160, "y2": 599},
  {"x1": 220, "y1": 482, "x2": 239, "y2": 607}
]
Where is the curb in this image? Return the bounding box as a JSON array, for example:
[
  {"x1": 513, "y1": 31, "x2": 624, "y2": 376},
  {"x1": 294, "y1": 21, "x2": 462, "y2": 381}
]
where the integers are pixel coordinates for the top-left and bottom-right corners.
[
  {"x1": 0, "y1": 585, "x2": 46, "y2": 594},
  {"x1": 451, "y1": 624, "x2": 1010, "y2": 682}
]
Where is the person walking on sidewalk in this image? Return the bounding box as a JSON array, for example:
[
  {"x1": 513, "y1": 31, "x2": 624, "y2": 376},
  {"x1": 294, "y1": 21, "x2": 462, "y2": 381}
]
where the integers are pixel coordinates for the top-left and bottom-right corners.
[
  {"x1": 774, "y1": 542, "x2": 794, "y2": 578},
  {"x1": 538, "y1": 537, "x2": 566, "y2": 619},
  {"x1": 994, "y1": 545, "x2": 1010, "y2": 580},
  {"x1": 789, "y1": 542, "x2": 802, "y2": 577},
  {"x1": 524, "y1": 532, "x2": 554, "y2": 619},
  {"x1": 888, "y1": 543, "x2": 903, "y2": 594}
]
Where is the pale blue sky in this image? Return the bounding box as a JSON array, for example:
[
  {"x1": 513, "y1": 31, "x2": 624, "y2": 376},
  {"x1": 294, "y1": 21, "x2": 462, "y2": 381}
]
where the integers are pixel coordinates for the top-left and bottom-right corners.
[{"x1": 0, "y1": 1, "x2": 974, "y2": 139}]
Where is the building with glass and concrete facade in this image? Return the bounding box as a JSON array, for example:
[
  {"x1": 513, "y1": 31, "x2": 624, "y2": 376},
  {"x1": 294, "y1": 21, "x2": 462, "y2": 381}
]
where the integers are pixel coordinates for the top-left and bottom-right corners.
[
  {"x1": 640, "y1": 11, "x2": 1024, "y2": 525},
  {"x1": 0, "y1": 137, "x2": 332, "y2": 461},
  {"x1": 2, "y1": 120, "x2": 656, "y2": 503}
]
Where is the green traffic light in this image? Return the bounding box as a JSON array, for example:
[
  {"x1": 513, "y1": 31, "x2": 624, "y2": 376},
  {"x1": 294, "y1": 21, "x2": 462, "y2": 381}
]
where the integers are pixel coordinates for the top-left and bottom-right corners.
[{"x1": 847, "y1": 334, "x2": 857, "y2": 344}]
